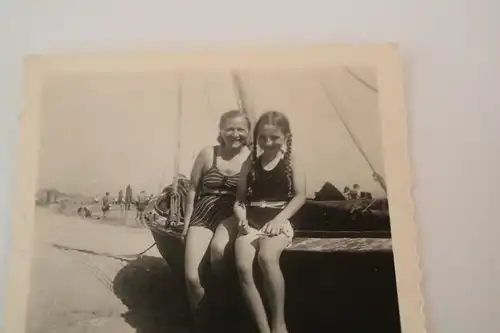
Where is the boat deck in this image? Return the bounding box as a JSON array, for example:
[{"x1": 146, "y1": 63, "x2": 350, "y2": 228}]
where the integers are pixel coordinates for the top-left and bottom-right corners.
[
  {"x1": 288, "y1": 236, "x2": 392, "y2": 252},
  {"x1": 148, "y1": 221, "x2": 392, "y2": 253}
]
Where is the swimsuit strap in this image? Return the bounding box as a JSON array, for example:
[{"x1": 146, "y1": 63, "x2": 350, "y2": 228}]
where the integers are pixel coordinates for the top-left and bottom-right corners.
[{"x1": 212, "y1": 146, "x2": 218, "y2": 168}]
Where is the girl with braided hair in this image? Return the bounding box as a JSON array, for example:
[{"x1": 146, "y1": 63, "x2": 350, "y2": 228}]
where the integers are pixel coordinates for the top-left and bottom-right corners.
[{"x1": 233, "y1": 111, "x2": 306, "y2": 333}]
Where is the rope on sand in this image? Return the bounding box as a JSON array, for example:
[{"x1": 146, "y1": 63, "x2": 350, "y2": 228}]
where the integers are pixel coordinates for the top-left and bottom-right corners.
[
  {"x1": 52, "y1": 242, "x2": 158, "y2": 263},
  {"x1": 135, "y1": 242, "x2": 157, "y2": 258}
]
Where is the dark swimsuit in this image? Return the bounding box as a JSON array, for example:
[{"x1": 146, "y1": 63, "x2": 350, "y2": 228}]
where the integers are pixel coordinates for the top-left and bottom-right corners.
[
  {"x1": 246, "y1": 157, "x2": 295, "y2": 230},
  {"x1": 189, "y1": 146, "x2": 240, "y2": 232}
]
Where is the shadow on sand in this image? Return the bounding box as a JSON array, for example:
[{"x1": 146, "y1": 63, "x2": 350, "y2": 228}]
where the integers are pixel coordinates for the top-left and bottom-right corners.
[
  {"x1": 113, "y1": 251, "x2": 401, "y2": 333},
  {"x1": 112, "y1": 256, "x2": 192, "y2": 333},
  {"x1": 113, "y1": 255, "x2": 256, "y2": 333}
]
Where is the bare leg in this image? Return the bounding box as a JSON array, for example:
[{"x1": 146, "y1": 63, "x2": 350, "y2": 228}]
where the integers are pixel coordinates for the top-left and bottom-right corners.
[
  {"x1": 135, "y1": 209, "x2": 141, "y2": 227},
  {"x1": 257, "y1": 234, "x2": 290, "y2": 333},
  {"x1": 235, "y1": 232, "x2": 271, "y2": 333},
  {"x1": 184, "y1": 226, "x2": 214, "y2": 321},
  {"x1": 210, "y1": 216, "x2": 238, "y2": 278},
  {"x1": 138, "y1": 210, "x2": 143, "y2": 225},
  {"x1": 209, "y1": 216, "x2": 238, "y2": 311}
]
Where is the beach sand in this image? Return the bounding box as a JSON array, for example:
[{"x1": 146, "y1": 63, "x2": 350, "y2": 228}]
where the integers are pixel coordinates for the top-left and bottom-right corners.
[
  {"x1": 24, "y1": 206, "x2": 401, "y2": 333},
  {"x1": 25, "y1": 207, "x2": 190, "y2": 333}
]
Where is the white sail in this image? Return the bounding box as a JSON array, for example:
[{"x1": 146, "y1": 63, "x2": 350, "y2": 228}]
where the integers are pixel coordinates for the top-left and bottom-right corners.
[{"x1": 39, "y1": 68, "x2": 386, "y2": 199}]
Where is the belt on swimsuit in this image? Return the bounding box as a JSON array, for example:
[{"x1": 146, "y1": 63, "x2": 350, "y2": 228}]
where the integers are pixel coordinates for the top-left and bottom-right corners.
[
  {"x1": 248, "y1": 201, "x2": 287, "y2": 208},
  {"x1": 202, "y1": 189, "x2": 234, "y2": 196}
]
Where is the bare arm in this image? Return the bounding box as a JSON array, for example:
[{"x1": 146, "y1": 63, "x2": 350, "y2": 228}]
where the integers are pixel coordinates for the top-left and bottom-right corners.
[
  {"x1": 233, "y1": 158, "x2": 251, "y2": 222},
  {"x1": 182, "y1": 147, "x2": 209, "y2": 234},
  {"x1": 271, "y1": 154, "x2": 307, "y2": 223}
]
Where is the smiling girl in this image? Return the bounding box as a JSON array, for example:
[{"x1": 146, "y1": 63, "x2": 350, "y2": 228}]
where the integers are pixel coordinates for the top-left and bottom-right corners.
[
  {"x1": 182, "y1": 110, "x2": 251, "y2": 329},
  {"x1": 234, "y1": 111, "x2": 306, "y2": 333}
]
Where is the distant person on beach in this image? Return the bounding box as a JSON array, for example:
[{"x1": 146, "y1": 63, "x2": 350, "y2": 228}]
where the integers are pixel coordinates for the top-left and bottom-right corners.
[
  {"x1": 59, "y1": 200, "x2": 67, "y2": 213},
  {"x1": 182, "y1": 110, "x2": 251, "y2": 330},
  {"x1": 84, "y1": 207, "x2": 92, "y2": 218},
  {"x1": 101, "y1": 192, "x2": 111, "y2": 219},
  {"x1": 347, "y1": 184, "x2": 361, "y2": 200},
  {"x1": 135, "y1": 191, "x2": 148, "y2": 224},
  {"x1": 343, "y1": 186, "x2": 350, "y2": 199},
  {"x1": 78, "y1": 205, "x2": 92, "y2": 219},
  {"x1": 125, "y1": 185, "x2": 133, "y2": 211},
  {"x1": 117, "y1": 189, "x2": 124, "y2": 215},
  {"x1": 233, "y1": 111, "x2": 306, "y2": 333}
]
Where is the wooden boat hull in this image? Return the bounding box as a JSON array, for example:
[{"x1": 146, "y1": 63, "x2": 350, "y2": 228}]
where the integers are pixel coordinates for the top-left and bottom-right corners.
[
  {"x1": 146, "y1": 189, "x2": 401, "y2": 332},
  {"x1": 148, "y1": 223, "x2": 401, "y2": 332},
  {"x1": 148, "y1": 223, "x2": 185, "y2": 277}
]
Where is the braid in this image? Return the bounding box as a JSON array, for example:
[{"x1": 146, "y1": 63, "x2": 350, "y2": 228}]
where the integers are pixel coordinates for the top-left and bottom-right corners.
[
  {"x1": 284, "y1": 134, "x2": 294, "y2": 198},
  {"x1": 246, "y1": 139, "x2": 258, "y2": 199}
]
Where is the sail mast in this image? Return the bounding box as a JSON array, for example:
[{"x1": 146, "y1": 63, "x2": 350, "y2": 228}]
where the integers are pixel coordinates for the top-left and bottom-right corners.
[
  {"x1": 173, "y1": 74, "x2": 183, "y2": 189},
  {"x1": 231, "y1": 71, "x2": 256, "y2": 123},
  {"x1": 169, "y1": 73, "x2": 183, "y2": 225},
  {"x1": 203, "y1": 77, "x2": 218, "y2": 123}
]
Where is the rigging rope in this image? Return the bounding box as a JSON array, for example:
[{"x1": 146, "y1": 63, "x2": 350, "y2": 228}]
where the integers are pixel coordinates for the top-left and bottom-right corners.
[
  {"x1": 318, "y1": 76, "x2": 375, "y2": 172},
  {"x1": 318, "y1": 75, "x2": 386, "y2": 193},
  {"x1": 343, "y1": 66, "x2": 379, "y2": 93}
]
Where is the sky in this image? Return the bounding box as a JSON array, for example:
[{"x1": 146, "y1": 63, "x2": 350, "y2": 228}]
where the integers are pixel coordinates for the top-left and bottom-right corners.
[{"x1": 37, "y1": 67, "x2": 386, "y2": 198}]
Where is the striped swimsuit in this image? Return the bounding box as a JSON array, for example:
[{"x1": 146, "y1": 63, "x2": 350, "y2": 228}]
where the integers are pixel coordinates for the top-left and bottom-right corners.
[{"x1": 189, "y1": 146, "x2": 240, "y2": 231}]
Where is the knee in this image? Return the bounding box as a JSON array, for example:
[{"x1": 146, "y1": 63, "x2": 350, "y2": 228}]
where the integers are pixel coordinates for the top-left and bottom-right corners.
[
  {"x1": 257, "y1": 249, "x2": 280, "y2": 272},
  {"x1": 235, "y1": 256, "x2": 253, "y2": 281},
  {"x1": 209, "y1": 240, "x2": 226, "y2": 264},
  {"x1": 185, "y1": 269, "x2": 202, "y2": 290}
]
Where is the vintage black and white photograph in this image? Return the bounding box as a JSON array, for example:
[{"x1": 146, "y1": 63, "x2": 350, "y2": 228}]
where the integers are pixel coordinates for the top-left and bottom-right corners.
[{"x1": 9, "y1": 46, "x2": 419, "y2": 333}]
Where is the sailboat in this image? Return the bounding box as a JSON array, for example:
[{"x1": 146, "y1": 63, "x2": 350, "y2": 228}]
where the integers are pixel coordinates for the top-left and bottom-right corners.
[{"x1": 145, "y1": 69, "x2": 401, "y2": 332}]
